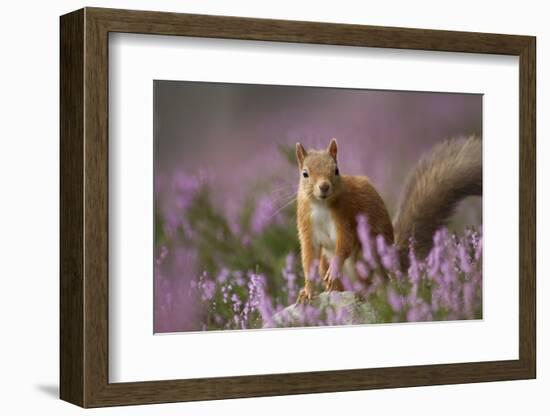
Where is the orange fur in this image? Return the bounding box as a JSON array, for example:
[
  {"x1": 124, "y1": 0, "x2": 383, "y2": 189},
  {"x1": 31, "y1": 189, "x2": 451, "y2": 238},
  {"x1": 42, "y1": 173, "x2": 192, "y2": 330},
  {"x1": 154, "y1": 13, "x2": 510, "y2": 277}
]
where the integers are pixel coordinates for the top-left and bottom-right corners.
[{"x1": 295, "y1": 139, "x2": 393, "y2": 302}]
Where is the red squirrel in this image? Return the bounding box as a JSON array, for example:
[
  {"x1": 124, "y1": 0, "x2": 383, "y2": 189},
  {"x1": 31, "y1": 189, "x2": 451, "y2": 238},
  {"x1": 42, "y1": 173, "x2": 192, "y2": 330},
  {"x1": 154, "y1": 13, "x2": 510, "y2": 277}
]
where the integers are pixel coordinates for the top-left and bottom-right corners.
[{"x1": 295, "y1": 137, "x2": 482, "y2": 302}]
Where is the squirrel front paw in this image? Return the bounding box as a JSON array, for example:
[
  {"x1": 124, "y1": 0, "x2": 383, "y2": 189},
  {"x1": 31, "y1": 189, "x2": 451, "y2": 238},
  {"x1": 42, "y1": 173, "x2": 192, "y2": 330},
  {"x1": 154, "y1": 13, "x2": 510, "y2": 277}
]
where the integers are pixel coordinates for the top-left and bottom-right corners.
[
  {"x1": 297, "y1": 287, "x2": 314, "y2": 304},
  {"x1": 323, "y1": 267, "x2": 344, "y2": 292}
]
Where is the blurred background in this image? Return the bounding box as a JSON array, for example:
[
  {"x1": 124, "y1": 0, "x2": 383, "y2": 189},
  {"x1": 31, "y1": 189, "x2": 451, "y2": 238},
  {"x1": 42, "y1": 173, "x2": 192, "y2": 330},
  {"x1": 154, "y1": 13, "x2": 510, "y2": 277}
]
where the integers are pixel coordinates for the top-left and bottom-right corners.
[{"x1": 154, "y1": 80, "x2": 482, "y2": 333}]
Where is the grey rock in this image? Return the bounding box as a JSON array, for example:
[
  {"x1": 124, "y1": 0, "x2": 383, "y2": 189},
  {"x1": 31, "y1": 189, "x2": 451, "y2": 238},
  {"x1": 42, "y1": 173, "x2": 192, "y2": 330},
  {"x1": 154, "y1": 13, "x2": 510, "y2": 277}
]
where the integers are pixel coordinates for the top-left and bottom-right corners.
[{"x1": 266, "y1": 291, "x2": 378, "y2": 328}]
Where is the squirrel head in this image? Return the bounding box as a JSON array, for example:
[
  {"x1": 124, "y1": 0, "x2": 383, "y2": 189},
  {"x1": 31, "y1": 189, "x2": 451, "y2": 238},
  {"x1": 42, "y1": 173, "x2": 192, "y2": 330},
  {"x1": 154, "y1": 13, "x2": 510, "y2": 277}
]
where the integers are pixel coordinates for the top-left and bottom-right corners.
[{"x1": 295, "y1": 138, "x2": 341, "y2": 202}]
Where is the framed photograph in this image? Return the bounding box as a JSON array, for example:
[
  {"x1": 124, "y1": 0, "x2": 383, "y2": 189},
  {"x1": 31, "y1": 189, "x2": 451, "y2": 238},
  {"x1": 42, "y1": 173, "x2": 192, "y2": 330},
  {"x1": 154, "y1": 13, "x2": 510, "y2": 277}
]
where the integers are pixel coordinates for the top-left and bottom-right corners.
[{"x1": 60, "y1": 7, "x2": 536, "y2": 407}]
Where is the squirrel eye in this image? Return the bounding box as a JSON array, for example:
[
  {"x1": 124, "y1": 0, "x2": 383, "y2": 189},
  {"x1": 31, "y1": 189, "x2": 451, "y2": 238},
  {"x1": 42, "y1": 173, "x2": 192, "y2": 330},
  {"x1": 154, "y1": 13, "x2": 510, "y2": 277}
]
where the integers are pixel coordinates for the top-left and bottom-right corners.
[
  {"x1": 335, "y1": 167, "x2": 340, "y2": 176},
  {"x1": 302, "y1": 170, "x2": 309, "y2": 178}
]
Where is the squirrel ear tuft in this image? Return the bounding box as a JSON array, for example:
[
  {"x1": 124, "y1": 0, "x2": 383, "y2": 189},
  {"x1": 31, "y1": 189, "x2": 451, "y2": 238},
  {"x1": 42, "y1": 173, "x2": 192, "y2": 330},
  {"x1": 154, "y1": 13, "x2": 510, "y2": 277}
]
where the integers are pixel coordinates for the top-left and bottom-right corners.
[
  {"x1": 328, "y1": 138, "x2": 338, "y2": 160},
  {"x1": 296, "y1": 142, "x2": 307, "y2": 168}
]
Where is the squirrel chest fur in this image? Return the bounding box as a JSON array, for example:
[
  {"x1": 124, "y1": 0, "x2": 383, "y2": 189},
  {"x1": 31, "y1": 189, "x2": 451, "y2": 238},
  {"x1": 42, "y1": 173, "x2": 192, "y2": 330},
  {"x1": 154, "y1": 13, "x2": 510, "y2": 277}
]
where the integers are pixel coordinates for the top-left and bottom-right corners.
[{"x1": 309, "y1": 202, "x2": 337, "y2": 253}]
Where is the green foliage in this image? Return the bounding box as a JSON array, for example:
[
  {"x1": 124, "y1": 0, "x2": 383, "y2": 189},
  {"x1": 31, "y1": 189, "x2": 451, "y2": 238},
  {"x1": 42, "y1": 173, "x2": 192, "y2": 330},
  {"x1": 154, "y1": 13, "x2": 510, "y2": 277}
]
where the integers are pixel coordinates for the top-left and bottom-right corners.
[
  {"x1": 278, "y1": 143, "x2": 298, "y2": 166},
  {"x1": 180, "y1": 184, "x2": 300, "y2": 300}
]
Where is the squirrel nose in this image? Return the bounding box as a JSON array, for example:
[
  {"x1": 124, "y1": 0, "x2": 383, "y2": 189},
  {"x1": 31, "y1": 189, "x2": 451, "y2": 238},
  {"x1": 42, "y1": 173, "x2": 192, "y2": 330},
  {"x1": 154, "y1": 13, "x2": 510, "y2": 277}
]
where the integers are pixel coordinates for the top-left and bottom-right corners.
[{"x1": 319, "y1": 182, "x2": 330, "y2": 193}]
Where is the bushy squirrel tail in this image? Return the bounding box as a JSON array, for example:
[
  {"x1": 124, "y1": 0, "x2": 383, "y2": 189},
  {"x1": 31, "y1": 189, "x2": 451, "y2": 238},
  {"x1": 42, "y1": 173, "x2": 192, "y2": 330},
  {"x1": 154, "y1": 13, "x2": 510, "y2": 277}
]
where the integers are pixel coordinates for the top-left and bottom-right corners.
[{"x1": 393, "y1": 135, "x2": 482, "y2": 268}]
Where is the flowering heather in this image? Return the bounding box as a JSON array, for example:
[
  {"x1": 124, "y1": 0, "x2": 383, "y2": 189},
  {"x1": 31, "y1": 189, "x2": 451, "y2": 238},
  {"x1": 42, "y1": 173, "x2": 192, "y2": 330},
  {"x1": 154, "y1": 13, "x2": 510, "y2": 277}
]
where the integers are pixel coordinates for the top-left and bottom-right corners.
[
  {"x1": 154, "y1": 169, "x2": 482, "y2": 332},
  {"x1": 251, "y1": 195, "x2": 284, "y2": 234}
]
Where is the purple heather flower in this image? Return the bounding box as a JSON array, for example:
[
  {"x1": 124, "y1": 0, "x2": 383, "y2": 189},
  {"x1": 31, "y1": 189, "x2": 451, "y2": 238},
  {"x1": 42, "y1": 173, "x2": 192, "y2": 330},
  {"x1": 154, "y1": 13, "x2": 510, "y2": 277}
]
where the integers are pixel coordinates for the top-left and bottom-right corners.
[
  {"x1": 355, "y1": 261, "x2": 370, "y2": 280},
  {"x1": 362, "y1": 274, "x2": 384, "y2": 299},
  {"x1": 258, "y1": 287, "x2": 277, "y2": 324},
  {"x1": 251, "y1": 195, "x2": 276, "y2": 234},
  {"x1": 200, "y1": 279, "x2": 216, "y2": 301},
  {"x1": 283, "y1": 269, "x2": 297, "y2": 283},
  {"x1": 458, "y1": 243, "x2": 472, "y2": 273},
  {"x1": 303, "y1": 305, "x2": 322, "y2": 326},
  {"x1": 233, "y1": 270, "x2": 245, "y2": 286},
  {"x1": 285, "y1": 253, "x2": 295, "y2": 270},
  {"x1": 282, "y1": 255, "x2": 297, "y2": 283},
  {"x1": 357, "y1": 215, "x2": 377, "y2": 267},
  {"x1": 163, "y1": 210, "x2": 182, "y2": 238},
  {"x1": 155, "y1": 245, "x2": 169, "y2": 266},
  {"x1": 407, "y1": 303, "x2": 432, "y2": 322},
  {"x1": 341, "y1": 276, "x2": 354, "y2": 292},
  {"x1": 221, "y1": 284, "x2": 229, "y2": 303},
  {"x1": 407, "y1": 306, "x2": 421, "y2": 322},
  {"x1": 376, "y1": 235, "x2": 399, "y2": 272},
  {"x1": 308, "y1": 259, "x2": 321, "y2": 282},
  {"x1": 241, "y1": 234, "x2": 252, "y2": 248},
  {"x1": 324, "y1": 308, "x2": 335, "y2": 326},
  {"x1": 449, "y1": 290, "x2": 461, "y2": 315},
  {"x1": 387, "y1": 288, "x2": 405, "y2": 312},
  {"x1": 282, "y1": 253, "x2": 298, "y2": 302},
  {"x1": 216, "y1": 267, "x2": 230, "y2": 284},
  {"x1": 226, "y1": 210, "x2": 242, "y2": 236},
  {"x1": 247, "y1": 272, "x2": 264, "y2": 306},
  {"x1": 427, "y1": 243, "x2": 443, "y2": 281},
  {"x1": 407, "y1": 242, "x2": 421, "y2": 284},
  {"x1": 324, "y1": 306, "x2": 350, "y2": 326},
  {"x1": 407, "y1": 284, "x2": 420, "y2": 307},
  {"x1": 329, "y1": 256, "x2": 341, "y2": 277},
  {"x1": 335, "y1": 307, "x2": 350, "y2": 325},
  {"x1": 441, "y1": 260, "x2": 457, "y2": 285},
  {"x1": 231, "y1": 293, "x2": 242, "y2": 313},
  {"x1": 173, "y1": 171, "x2": 200, "y2": 211},
  {"x1": 433, "y1": 228, "x2": 447, "y2": 245}
]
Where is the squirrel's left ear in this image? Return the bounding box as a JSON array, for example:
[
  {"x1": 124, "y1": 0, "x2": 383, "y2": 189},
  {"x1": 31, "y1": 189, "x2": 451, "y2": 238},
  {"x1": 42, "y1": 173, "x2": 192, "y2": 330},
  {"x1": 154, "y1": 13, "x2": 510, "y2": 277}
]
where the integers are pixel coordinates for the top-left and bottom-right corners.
[
  {"x1": 328, "y1": 138, "x2": 338, "y2": 160},
  {"x1": 296, "y1": 142, "x2": 308, "y2": 169}
]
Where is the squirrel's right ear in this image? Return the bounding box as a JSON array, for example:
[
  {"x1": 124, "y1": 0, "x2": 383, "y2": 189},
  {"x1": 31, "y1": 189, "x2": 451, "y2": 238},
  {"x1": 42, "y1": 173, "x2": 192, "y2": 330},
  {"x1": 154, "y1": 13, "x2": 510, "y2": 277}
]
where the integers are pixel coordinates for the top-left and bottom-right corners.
[
  {"x1": 327, "y1": 138, "x2": 338, "y2": 160},
  {"x1": 296, "y1": 142, "x2": 307, "y2": 169}
]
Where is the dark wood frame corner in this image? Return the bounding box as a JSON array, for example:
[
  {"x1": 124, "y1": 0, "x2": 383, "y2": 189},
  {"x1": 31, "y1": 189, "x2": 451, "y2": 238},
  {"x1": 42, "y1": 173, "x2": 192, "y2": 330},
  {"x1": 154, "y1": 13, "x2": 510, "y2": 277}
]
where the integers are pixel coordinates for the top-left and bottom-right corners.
[{"x1": 60, "y1": 7, "x2": 536, "y2": 408}]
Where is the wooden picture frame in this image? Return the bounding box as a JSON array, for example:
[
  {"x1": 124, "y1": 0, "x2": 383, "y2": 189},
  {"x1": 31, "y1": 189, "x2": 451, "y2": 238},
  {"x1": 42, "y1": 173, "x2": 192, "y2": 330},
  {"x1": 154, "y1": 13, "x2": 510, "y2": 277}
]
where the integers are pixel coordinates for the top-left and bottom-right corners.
[{"x1": 60, "y1": 7, "x2": 536, "y2": 408}]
